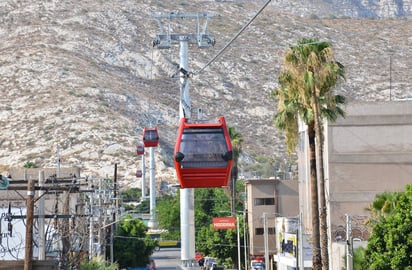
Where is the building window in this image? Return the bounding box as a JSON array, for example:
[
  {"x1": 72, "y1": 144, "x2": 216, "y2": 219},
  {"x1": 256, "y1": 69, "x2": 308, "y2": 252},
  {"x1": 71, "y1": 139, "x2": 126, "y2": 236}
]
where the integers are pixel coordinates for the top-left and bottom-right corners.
[
  {"x1": 256, "y1": 228, "x2": 264, "y2": 235},
  {"x1": 255, "y1": 227, "x2": 276, "y2": 235},
  {"x1": 254, "y1": 198, "x2": 275, "y2": 206}
]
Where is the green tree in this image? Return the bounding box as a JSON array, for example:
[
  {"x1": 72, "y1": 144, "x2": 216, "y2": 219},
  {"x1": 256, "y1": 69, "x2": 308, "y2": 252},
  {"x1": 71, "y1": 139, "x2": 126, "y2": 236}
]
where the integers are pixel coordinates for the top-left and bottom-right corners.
[
  {"x1": 156, "y1": 194, "x2": 181, "y2": 239},
  {"x1": 363, "y1": 184, "x2": 412, "y2": 269},
  {"x1": 112, "y1": 215, "x2": 156, "y2": 269},
  {"x1": 366, "y1": 191, "x2": 400, "y2": 222},
  {"x1": 121, "y1": 188, "x2": 142, "y2": 202},
  {"x1": 271, "y1": 37, "x2": 345, "y2": 270},
  {"x1": 155, "y1": 183, "x2": 245, "y2": 267},
  {"x1": 196, "y1": 217, "x2": 245, "y2": 269},
  {"x1": 353, "y1": 246, "x2": 366, "y2": 270},
  {"x1": 194, "y1": 182, "x2": 245, "y2": 269},
  {"x1": 194, "y1": 187, "x2": 232, "y2": 229}
]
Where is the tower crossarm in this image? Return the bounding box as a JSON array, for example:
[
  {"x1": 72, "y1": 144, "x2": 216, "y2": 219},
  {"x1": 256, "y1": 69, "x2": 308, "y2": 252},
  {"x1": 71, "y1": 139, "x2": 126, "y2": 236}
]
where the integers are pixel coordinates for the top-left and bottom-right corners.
[{"x1": 152, "y1": 13, "x2": 215, "y2": 49}]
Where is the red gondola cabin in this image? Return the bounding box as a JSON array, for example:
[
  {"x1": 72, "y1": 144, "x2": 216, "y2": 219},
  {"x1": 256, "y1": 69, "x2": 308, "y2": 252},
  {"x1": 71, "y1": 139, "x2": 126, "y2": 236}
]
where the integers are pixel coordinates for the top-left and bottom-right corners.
[
  {"x1": 136, "y1": 143, "x2": 144, "y2": 155},
  {"x1": 136, "y1": 169, "x2": 142, "y2": 178},
  {"x1": 143, "y1": 127, "x2": 159, "y2": 147},
  {"x1": 174, "y1": 116, "x2": 233, "y2": 188}
]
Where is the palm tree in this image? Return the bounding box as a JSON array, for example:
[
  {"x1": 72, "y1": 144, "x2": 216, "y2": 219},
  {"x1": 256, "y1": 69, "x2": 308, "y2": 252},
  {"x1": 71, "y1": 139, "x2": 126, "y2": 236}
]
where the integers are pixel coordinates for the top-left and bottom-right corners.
[
  {"x1": 228, "y1": 126, "x2": 243, "y2": 216},
  {"x1": 272, "y1": 37, "x2": 345, "y2": 270},
  {"x1": 366, "y1": 191, "x2": 400, "y2": 224},
  {"x1": 272, "y1": 83, "x2": 322, "y2": 269}
]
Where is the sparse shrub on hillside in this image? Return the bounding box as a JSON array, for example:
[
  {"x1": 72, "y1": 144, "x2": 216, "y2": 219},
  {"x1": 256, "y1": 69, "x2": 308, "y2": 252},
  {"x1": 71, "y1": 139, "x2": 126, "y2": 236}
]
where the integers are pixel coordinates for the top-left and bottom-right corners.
[{"x1": 23, "y1": 161, "x2": 38, "y2": 168}]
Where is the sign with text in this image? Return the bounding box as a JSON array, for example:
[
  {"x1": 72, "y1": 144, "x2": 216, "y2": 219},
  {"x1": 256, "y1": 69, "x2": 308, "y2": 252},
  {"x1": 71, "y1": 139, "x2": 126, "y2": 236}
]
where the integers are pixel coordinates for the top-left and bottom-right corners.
[{"x1": 213, "y1": 217, "x2": 236, "y2": 230}]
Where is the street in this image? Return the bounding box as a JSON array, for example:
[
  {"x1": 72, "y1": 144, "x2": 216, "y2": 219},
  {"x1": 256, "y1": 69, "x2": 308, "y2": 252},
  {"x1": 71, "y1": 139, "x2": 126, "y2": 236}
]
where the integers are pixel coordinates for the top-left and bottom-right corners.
[{"x1": 151, "y1": 248, "x2": 198, "y2": 270}]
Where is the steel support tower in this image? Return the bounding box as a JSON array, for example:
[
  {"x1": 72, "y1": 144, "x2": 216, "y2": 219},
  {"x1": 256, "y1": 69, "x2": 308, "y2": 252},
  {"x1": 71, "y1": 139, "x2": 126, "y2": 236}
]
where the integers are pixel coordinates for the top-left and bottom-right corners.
[{"x1": 152, "y1": 12, "x2": 215, "y2": 267}]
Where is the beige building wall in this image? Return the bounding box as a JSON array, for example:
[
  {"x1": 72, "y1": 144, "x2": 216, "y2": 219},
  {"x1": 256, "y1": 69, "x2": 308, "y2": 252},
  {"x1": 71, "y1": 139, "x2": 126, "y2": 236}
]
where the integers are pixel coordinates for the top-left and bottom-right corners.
[
  {"x1": 245, "y1": 179, "x2": 299, "y2": 257},
  {"x1": 298, "y1": 100, "x2": 412, "y2": 268},
  {"x1": 325, "y1": 101, "x2": 412, "y2": 240}
]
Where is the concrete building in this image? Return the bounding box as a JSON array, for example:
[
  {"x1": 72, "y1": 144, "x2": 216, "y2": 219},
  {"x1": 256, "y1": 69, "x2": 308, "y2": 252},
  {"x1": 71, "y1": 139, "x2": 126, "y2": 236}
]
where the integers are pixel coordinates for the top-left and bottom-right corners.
[
  {"x1": 298, "y1": 100, "x2": 412, "y2": 269},
  {"x1": 244, "y1": 179, "x2": 299, "y2": 268}
]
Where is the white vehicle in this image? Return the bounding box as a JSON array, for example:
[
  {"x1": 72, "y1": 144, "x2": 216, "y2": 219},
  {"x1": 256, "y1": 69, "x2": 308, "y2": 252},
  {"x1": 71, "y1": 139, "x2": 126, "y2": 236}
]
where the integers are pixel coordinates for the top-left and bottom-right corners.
[{"x1": 203, "y1": 257, "x2": 217, "y2": 270}]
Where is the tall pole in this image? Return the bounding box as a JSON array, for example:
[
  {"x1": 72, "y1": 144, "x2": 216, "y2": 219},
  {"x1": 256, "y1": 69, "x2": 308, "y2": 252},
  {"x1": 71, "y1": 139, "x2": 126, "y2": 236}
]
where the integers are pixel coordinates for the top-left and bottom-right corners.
[
  {"x1": 179, "y1": 39, "x2": 196, "y2": 267},
  {"x1": 62, "y1": 190, "x2": 71, "y2": 268},
  {"x1": 237, "y1": 215, "x2": 241, "y2": 270},
  {"x1": 38, "y1": 171, "x2": 46, "y2": 260},
  {"x1": 298, "y1": 212, "x2": 304, "y2": 269},
  {"x1": 97, "y1": 178, "x2": 103, "y2": 255},
  {"x1": 89, "y1": 190, "x2": 94, "y2": 260},
  {"x1": 244, "y1": 210, "x2": 248, "y2": 270},
  {"x1": 24, "y1": 178, "x2": 34, "y2": 270},
  {"x1": 346, "y1": 214, "x2": 352, "y2": 270},
  {"x1": 263, "y1": 213, "x2": 269, "y2": 270},
  {"x1": 141, "y1": 153, "x2": 146, "y2": 200},
  {"x1": 149, "y1": 146, "x2": 157, "y2": 229},
  {"x1": 111, "y1": 163, "x2": 118, "y2": 263}
]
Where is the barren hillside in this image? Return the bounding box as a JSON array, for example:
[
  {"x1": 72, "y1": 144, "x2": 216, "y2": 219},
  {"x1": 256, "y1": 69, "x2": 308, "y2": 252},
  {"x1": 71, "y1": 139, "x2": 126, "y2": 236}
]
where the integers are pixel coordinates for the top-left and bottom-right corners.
[{"x1": 0, "y1": 0, "x2": 411, "y2": 188}]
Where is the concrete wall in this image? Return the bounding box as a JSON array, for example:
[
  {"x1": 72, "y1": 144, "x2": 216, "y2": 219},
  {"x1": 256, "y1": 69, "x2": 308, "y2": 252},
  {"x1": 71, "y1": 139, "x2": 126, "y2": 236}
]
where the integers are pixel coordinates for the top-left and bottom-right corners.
[
  {"x1": 326, "y1": 101, "x2": 412, "y2": 240},
  {"x1": 298, "y1": 100, "x2": 412, "y2": 269}
]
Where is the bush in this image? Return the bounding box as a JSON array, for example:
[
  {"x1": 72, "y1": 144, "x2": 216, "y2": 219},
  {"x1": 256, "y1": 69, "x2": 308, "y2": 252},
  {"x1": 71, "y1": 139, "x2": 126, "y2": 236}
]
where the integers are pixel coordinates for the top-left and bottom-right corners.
[{"x1": 80, "y1": 256, "x2": 118, "y2": 270}]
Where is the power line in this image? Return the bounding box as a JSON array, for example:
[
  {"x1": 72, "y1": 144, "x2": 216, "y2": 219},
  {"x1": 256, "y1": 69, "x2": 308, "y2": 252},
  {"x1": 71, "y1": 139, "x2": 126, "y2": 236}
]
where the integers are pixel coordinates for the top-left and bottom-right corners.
[{"x1": 193, "y1": 0, "x2": 273, "y2": 76}]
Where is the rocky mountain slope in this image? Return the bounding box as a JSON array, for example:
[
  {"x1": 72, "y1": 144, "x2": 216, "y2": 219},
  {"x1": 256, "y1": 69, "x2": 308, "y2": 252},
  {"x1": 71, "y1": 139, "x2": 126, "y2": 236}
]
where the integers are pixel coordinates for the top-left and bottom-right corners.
[{"x1": 0, "y1": 0, "x2": 411, "y2": 188}]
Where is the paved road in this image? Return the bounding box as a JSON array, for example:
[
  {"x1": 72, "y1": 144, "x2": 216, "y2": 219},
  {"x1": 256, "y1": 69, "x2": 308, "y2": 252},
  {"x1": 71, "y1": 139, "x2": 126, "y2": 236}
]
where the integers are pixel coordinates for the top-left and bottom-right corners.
[{"x1": 151, "y1": 248, "x2": 199, "y2": 270}]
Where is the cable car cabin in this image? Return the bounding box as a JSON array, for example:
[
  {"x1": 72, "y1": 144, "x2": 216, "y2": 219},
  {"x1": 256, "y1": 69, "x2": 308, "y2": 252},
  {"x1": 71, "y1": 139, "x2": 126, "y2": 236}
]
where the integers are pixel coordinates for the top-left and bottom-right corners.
[
  {"x1": 143, "y1": 127, "x2": 159, "y2": 147},
  {"x1": 136, "y1": 169, "x2": 142, "y2": 178},
  {"x1": 136, "y1": 143, "x2": 144, "y2": 155},
  {"x1": 174, "y1": 116, "x2": 233, "y2": 188}
]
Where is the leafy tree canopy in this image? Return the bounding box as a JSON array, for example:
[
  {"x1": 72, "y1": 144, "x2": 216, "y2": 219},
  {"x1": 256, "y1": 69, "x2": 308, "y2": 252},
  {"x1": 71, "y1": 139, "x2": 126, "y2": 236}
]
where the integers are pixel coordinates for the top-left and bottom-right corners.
[
  {"x1": 121, "y1": 188, "x2": 142, "y2": 202},
  {"x1": 156, "y1": 194, "x2": 181, "y2": 239},
  {"x1": 155, "y1": 181, "x2": 246, "y2": 268},
  {"x1": 363, "y1": 184, "x2": 412, "y2": 270},
  {"x1": 112, "y1": 215, "x2": 156, "y2": 268}
]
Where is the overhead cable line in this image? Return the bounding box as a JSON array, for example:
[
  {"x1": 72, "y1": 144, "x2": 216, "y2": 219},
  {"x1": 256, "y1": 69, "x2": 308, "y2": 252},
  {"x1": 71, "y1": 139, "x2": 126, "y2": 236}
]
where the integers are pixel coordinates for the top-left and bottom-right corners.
[{"x1": 193, "y1": 0, "x2": 273, "y2": 76}]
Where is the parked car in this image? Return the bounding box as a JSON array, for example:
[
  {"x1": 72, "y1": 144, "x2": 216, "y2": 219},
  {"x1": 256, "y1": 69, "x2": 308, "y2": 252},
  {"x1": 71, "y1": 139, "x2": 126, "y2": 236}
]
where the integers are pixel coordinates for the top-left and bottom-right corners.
[{"x1": 203, "y1": 257, "x2": 217, "y2": 270}]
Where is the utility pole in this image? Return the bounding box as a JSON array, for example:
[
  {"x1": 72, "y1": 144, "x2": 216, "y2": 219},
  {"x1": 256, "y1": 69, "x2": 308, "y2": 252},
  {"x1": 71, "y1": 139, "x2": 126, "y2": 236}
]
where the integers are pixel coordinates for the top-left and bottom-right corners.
[
  {"x1": 152, "y1": 12, "x2": 215, "y2": 267},
  {"x1": 346, "y1": 214, "x2": 353, "y2": 270},
  {"x1": 89, "y1": 190, "x2": 94, "y2": 260},
  {"x1": 236, "y1": 215, "x2": 241, "y2": 270},
  {"x1": 263, "y1": 213, "x2": 269, "y2": 270},
  {"x1": 141, "y1": 153, "x2": 147, "y2": 200},
  {"x1": 24, "y1": 178, "x2": 35, "y2": 270},
  {"x1": 38, "y1": 171, "x2": 46, "y2": 260},
  {"x1": 61, "y1": 190, "x2": 71, "y2": 268},
  {"x1": 110, "y1": 163, "x2": 118, "y2": 263}
]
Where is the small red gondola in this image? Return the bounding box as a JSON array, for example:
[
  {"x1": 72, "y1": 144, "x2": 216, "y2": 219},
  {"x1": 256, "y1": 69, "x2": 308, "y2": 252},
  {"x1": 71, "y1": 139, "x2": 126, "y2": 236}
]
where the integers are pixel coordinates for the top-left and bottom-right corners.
[
  {"x1": 136, "y1": 143, "x2": 144, "y2": 155},
  {"x1": 136, "y1": 169, "x2": 142, "y2": 178},
  {"x1": 174, "y1": 116, "x2": 233, "y2": 188},
  {"x1": 143, "y1": 127, "x2": 159, "y2": 147}
]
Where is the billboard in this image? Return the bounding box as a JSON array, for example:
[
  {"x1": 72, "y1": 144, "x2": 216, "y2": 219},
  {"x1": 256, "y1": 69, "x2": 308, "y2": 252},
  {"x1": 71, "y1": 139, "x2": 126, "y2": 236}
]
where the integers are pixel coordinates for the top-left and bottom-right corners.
[{"x1": 212, "y1": 217, "x2": 236, "y2": 230}]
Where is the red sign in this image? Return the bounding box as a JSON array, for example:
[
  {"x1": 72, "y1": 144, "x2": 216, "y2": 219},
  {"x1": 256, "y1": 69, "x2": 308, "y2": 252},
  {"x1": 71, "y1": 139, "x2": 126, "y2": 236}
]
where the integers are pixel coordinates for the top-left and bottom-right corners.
[{"x1": 213, "y1": 217, "x2": 236, "y2": 230}]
